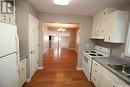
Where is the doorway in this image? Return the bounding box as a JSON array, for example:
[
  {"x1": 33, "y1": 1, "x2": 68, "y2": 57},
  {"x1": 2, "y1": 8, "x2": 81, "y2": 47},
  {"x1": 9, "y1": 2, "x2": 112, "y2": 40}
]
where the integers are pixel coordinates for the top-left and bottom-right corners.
[
  {"x1": 49, "y1": 29, "x2": 70, "y2": 48},
  {"x1": 43, "y1": 22, "x2": 80, "y2": 53}
]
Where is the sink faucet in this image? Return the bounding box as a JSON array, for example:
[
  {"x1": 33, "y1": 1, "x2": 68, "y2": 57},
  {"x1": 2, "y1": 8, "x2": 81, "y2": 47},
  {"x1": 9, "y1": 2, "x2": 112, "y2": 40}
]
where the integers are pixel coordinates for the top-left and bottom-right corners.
[{"x1": 122, "y1": 64, "x2": 126, "y2": 73}]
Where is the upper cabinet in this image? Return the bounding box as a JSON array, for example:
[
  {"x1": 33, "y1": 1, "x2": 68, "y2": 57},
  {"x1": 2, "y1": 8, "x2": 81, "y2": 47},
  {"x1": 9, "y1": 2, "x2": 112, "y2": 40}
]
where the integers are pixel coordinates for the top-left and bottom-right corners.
[
  {"x1": 91, "y1": 10, "x2": 106, "y2": 39},
  {"x1": 90, "y1": 8, "x2": 128, "y2": 43},
  {"x1": 104, "y1": 11, "x2": 128, "y2": 43}
]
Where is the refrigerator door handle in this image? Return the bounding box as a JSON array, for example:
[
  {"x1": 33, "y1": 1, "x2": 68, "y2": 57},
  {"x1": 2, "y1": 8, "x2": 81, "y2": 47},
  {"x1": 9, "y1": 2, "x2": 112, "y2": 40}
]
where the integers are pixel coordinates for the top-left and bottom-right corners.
[{"x1": 15, "y1": 34, "x2": 20, "y2": 66}]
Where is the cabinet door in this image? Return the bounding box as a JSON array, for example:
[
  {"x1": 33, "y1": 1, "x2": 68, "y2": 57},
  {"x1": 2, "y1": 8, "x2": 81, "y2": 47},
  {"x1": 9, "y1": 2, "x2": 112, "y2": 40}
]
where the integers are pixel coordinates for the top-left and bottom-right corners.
[
  {"x1": 21, "y1": 60, "x2": 26, "y2": 85},
  {"x1": 101, "y1": 73, "x2": 119, "y2": 87},
  {"x1": 104, "y1": 11, "x2": 128, "y2": 43},
  {"x1": 91, "y1": 68, "x2": 99, "y2": 87},
  {"x1": 104, "y1": 14, "x2": 112, "y2": 42},
  {"x1": 92, "y1": 15, "x2": 98, "y2": 37},
  {"x1": 18, "y1": 59, "x2": 27, "y2": 87},
  {"x1": 92, "y1": 11, "x2": 106, "y2": 39},
  {"x1": 91, "y1": 61, "x2": 102, "y2": 87},
  {"x1": 18, "y1": 66, "x2": 22, "y2": 87},
  {"x1": 99, "y1": 11, "x2": 106, "y2": 38}
]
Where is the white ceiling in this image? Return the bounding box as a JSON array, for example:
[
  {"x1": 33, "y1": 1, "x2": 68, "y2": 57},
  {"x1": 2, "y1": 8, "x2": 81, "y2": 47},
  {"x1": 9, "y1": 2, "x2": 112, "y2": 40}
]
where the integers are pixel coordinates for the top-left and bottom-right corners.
[{"x1": 28, "y1": 0, "x2": 130, "y2": 15}]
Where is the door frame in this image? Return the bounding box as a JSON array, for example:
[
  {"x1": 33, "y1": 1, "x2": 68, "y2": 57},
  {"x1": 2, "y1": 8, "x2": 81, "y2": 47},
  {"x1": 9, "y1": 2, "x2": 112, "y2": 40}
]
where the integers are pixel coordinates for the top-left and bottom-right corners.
[{"x1": 42, "y1": 22, "x2": 81, "y2": 69}]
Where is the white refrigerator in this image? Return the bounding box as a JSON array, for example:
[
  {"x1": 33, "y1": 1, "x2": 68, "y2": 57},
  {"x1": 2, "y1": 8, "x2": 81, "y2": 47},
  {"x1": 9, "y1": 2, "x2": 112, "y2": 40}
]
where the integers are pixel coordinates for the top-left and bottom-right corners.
[{"x1": 0, "y1": 22, "x2": 20, "y2": 87}]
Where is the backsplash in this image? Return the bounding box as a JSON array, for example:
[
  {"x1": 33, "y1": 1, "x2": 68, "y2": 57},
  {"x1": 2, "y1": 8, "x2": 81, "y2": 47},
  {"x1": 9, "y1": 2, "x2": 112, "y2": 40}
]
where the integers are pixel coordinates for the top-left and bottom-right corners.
[
  {"x1": 94, "y1": 40, "x2": 125, "y2": 57},
  {"x1": 94, "y1": 39, "x2": 130, "y2": 64}
]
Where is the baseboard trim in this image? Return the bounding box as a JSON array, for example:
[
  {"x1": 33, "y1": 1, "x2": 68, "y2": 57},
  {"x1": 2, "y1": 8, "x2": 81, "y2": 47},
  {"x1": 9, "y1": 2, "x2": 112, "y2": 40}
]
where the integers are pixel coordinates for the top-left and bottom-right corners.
[
  {"x1": 38, "y1": 66, "x2": 43, "y2": 70},
  {"x1": 68, "y1": 48, "x2": 78, "y2": 53},
  {"x1": 26, "y1": 78, "x2": 31, "y2": 83},
  {"x1": 43, "y1": 48, "x2": 48, "y2": 54},
  {"x1": 76, "y1": 67, "x2": 82, "y2": 71}
]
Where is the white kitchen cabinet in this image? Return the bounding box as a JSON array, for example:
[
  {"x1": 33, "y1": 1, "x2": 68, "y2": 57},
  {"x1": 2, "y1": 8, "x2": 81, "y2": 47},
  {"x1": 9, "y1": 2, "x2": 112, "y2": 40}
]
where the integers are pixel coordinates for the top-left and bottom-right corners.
[
  {"x1": 90, "y1": 9, "x2": 128, "y2": 43},
  {"x1": 101, "y1": 65, "x2": 129, "y2": 86},
  {"x1": 91, "y1": 60, "x2": 129, "y2": 87},
  {"x1": 91, "y1": 10, "x2": 105, "y2": 39},
  {"x1": 100, "y1": 73, "x2": 118, "y2": 87},
  {"x1": 91, "y1": 8, "x2": 117, "y2": 39},
  {"x1": 104, "y1": 10, "x2": 128, "y2": 43},
  {"x1": 18, "y1": 59, "x2": 27, "y2": 87},
  {"x1": 91, "y1": 60, "x2": 102, "y2": 87}
]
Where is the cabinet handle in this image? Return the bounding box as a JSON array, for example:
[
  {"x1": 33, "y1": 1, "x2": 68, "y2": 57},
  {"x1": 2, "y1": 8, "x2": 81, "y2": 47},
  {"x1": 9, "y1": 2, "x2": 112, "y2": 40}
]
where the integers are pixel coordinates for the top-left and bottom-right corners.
[
  {"x1": 93, "y1": 77, "x2": 96, "y2": 81},
  {"x1": 4, "y1": 17, "x2": 6, "y2": 21},
  {"x1": 22, "y1": 67, "x2": 24, "y2": 71},
  {"x1": 9, "y1": 17, "x2": 11, "y2": 22},
  {"x1": 31, "y1": 51, "x2": 35, "y2": 54},
  {"x1": 109, "y1": 36, "x2": 111, "y2": 40},
  {"x1": 18, "y1": 70, "x2": 20, "y2": 74},
  {"x1": 104, "y1": 11, "x2": 106, "y2": 14},
  {"x1": 98, "y1": 30, "x2": 99, "y2": 34}
]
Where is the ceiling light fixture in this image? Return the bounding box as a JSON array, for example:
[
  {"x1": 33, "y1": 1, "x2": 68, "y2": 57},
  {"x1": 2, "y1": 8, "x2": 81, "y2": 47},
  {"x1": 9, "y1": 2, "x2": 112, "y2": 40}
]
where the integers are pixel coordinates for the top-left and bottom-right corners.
[
  {"x1": 57, "y1": 28, "x2": 66, "y2": 32},
  {"x1": 53, "y1": 0, "x2": 70, "y2": 6}
]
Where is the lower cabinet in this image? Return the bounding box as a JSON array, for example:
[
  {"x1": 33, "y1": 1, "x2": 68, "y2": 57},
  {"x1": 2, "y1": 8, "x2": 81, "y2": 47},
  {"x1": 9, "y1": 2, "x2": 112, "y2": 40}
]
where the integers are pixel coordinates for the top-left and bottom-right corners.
[
  {"x1": 100, "y1": 73, "x2": 118, "y2": 87},
  {"x1": 18, "y1": 59, "x2": 27, "y2": 87},
  {"x1": 91, "y1": 60, "x2": 102, "y2": 87},
  {"x1": 91, "y1": 60, "x2": 128, "y2": 87}
]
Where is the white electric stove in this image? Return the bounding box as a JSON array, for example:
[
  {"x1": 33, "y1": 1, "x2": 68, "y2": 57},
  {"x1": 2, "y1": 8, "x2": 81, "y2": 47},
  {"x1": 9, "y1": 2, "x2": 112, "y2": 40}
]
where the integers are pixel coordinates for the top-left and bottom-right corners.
[{"x1": 82, "y1": 45, "x2": 111, "y2": 81}]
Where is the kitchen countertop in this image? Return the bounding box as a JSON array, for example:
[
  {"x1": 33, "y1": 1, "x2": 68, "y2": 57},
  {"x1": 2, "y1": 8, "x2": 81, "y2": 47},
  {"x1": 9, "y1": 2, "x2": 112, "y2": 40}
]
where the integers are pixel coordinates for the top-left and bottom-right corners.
[{"x1": 93, "y1": 56, "x2": 130, "y2": 84}]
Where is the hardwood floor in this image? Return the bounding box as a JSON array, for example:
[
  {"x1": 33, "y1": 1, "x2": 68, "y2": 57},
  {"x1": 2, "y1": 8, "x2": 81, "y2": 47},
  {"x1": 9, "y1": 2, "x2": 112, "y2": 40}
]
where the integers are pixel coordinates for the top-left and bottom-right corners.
[{"x1": 23, "y1": 48, "x2": 94, "y2": 87}]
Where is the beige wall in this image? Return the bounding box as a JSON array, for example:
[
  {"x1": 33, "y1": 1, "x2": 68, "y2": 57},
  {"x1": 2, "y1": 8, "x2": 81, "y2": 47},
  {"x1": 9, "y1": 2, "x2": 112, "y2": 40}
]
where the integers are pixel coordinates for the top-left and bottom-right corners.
[
  {"x1": 16, "y1": 0, "x2": 38, "y2": 79},
  {"x1": 76, "y1": 28, "x2": 80, "y2": 52},
  {"x1": 16, "y1": 0, "x2": 29, "y2": 60},
  {"x1": 16, "y1": 0, "x2": 38, "y2": 59},
  {"x1": 38, "y1": 13, "x2": 95, "y2": 68},
  {"x1": 68, "y1": 28, "x2": 77, "y2": 50},
  {"x1": 43, "y1": 24, "x2": 49, "y2": 53}
]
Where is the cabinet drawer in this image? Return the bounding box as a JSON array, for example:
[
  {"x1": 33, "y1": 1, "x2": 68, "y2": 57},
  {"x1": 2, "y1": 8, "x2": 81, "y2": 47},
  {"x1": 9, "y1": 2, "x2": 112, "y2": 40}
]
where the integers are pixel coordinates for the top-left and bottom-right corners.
[
  {"x1": 92, "y1": 76, "x2": 98, "y2": 86},
  {"x1": 93, "y1": 60, "x2": 101, "y2": 69}
]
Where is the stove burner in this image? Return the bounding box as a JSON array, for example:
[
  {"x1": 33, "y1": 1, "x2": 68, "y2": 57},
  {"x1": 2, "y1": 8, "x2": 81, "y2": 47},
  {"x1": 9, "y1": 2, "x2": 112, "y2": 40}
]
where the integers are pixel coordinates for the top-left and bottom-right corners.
[
  {"x1": 90, "y1": 51, "x2": 96, "y2": 53},
  {"x1": 89, "y1": 54, "x2": 96, "y2": 56},
  {"x1": 85, "y1": 51, "x2": 89, "y2": 53},
  {"x1": 97, "y1": 54, "x2": 103, "y2": 56}
]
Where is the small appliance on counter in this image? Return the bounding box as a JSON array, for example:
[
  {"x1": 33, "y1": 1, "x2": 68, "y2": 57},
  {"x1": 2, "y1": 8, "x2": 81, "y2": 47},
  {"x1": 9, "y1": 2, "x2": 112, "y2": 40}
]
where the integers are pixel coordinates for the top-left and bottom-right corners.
[{"x1": 82, "y1": 45, "x2": 111, "y2": 81}]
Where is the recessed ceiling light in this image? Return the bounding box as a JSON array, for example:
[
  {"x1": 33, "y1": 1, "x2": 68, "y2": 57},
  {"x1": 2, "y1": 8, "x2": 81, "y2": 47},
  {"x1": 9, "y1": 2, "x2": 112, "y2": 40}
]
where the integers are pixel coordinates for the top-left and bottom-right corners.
[{"x1": 53, "y1": 0, "x2": 70, "y2": 6}]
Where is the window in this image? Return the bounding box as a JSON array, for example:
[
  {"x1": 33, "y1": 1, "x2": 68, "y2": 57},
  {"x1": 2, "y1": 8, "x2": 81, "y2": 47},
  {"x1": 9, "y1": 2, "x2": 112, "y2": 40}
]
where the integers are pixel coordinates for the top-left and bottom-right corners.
[{"x1": 125, "y1": 22, "x2": 130, "y2": 57}]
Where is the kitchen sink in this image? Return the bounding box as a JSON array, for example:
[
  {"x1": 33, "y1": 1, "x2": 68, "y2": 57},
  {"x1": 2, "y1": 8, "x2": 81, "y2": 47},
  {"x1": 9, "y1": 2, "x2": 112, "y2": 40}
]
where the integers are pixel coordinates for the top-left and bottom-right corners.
[{"x1": 108, "y1": 64, "x2": 130, "y2": 77}]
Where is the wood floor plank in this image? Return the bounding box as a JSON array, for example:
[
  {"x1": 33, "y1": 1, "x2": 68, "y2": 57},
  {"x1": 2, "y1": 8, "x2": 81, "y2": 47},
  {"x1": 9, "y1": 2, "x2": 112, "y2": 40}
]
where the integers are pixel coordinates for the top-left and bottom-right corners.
[{"x1": 23, "y1": 48, "x2": 94, "y2": 87}]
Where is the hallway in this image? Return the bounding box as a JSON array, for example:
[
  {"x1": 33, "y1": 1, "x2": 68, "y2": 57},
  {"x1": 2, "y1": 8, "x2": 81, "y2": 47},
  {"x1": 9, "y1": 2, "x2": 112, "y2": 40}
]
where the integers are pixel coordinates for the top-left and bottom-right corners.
[{"x1": 23, "y1": 48, "x2": 94, "y2": 87}]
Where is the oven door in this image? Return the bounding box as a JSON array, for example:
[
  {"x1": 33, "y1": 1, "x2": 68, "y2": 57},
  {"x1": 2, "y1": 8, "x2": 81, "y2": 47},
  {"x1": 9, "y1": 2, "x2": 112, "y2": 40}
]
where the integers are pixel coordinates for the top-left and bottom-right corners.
[{"x1": 82, "y1": 53, "x2": 92, "y2": 81}]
